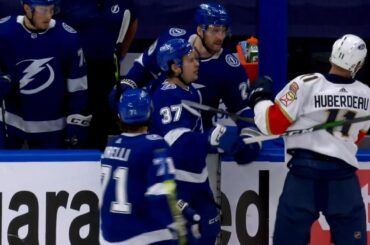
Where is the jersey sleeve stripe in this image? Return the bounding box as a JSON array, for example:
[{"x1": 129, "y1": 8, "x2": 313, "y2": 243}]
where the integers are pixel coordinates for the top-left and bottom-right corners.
[{"x1": 267, "y1": 103, "x2": 293, "y2": 135}]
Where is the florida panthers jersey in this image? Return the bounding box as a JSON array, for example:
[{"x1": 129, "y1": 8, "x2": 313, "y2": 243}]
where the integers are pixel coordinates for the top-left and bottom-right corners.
[
  {"x1": 126, "y1": 27, "x2": 251, "y2": 129},
  {"x1": 254, "y1": 73, "x2": 370, "y2": 168},
  {"x1": 100, "y1": 133, "x2": 175, "y2": 244},
  {"x1": 0, "y1": 16, "x2": 88, "y2": 137},
  {"x1": 56, "y1": 0, "x2": 137, "y2": 60}
]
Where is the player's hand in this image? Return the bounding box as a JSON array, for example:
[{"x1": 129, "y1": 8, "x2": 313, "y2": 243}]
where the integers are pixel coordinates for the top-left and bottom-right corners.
[
  {"x1": 247, "y1": 76, "x2": 273, "y2": 109},
  {"x1": 208, "y1": 124, "x2": 239, "y2": 154},
  {"x1": 177, "y1": 199, "x2": 202, "y2": 239},
  {"x1": 233, "y1": 127, "x2": 263, "y2": 165},
  {"x1": 65, "y1": 114, "x2": 92, "y2": 148},
  {"x1": 0, "y1": 72, "x2": 11, "y2": 99},
  {"x1": 109, "y1": 78, "x2": 138, "y2": 114}
]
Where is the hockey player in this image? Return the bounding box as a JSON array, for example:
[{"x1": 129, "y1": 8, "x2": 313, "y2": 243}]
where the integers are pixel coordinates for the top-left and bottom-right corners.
[
  {"x1": 150, "y1": 38, "x2": 243, "y2": 244},
  {"x1": 248, "y1": 34, "x2": 368, "y2": 244},
  {"x1": 100, "y1": 88, "x2": 178, "y2": 245},
  {"x1": 0, "y1": 0, "x2": 91, "y2": 149},
  {"x1": 55, "y1": 0, "x2": 138, "y2": 150}
]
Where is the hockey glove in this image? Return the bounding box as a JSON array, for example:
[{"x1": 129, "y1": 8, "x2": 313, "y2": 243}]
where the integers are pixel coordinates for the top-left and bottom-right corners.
[
  {"x1": 247, "y1": 76, "x2": 273, "y2": 109},
  {"x1": 233, "y1": 127, "x2": 263, "y2": 165},
  {"x1": 177, "y1": 199, "x2": 202, "y2": 239},
  {"x1": 65, "y1": 114, "x2": 92, "y2": 148},
  {"x1": 0, "y1": 72, "x2": 11, "y2": 99},
  {"x1": 109, "y1": 78, "x2": 137, "y2": 114},
  {"x1": 208, "y1": 124, "x2": 239, "y2": 154}
]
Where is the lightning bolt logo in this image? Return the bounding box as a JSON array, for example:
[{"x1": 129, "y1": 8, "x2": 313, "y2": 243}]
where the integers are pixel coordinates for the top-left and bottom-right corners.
[{"x1": 17, "y1": 57, "x2": 55, "y2": 95}]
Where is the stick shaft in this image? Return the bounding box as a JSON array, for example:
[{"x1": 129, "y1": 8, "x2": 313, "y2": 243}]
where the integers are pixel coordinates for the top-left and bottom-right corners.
[{"x1": 181, "y1": 100, "x2": 254, "y2": 124}]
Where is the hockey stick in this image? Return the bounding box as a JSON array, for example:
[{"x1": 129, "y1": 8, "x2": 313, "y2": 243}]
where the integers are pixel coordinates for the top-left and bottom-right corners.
[
  {"x1": 164, "y1": 179, "x2": 187, "y2": 245},
  {"x1": 181, "y1": 100, "x2": 254, "y2": 124},
  {"x1": 243, "y1": 114, "x2": 370, "y2": 144},
  {"x1": 155, "y1": 150, "x2": 187, "y2": 245},
  {"x1": 116, "y1": 9, "x2": 131, "y2": 58},
  {"x1": 114, "y1": 9, "x2": 131, "y2": 80}
]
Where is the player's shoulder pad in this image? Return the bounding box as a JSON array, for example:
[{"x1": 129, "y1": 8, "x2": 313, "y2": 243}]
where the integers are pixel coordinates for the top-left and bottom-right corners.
[{"x1": 146, "y1": 134, "x2": 164, "y2": 141}]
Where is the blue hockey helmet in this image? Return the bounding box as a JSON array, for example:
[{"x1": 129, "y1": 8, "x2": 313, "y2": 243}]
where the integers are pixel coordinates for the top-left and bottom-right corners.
[
  {"x1": 194, "y1": 3, "x2": 231, "y2": 29},
  {"x1": 118, "y1": 88, "x2": 152, "y2": 124},
  {"x1": 156, "y1": 38, "x2": 193, "y2": 72},
  {"x1": 21, "y1": 0, "x2": 57, "y2": 6}
]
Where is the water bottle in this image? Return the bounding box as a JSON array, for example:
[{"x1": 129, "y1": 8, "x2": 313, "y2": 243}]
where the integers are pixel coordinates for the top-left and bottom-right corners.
[{"x1": 247, "y1": 36, "x2": 258, "y2": 63}]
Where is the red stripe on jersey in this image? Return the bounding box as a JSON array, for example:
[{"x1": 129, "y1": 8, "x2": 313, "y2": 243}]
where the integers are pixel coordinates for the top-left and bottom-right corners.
[
  {"x1": 356, "y1": 130, "x2": 367, "y2": 144},
  {"x1": 267, "y1": 104, "x2": 293, "y2": 135}
]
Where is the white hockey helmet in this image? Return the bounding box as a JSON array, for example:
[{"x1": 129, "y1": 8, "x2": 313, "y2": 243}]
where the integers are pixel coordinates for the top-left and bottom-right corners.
[{"x1": 330, "y1": 34, "x2": 367, "y2": 77}]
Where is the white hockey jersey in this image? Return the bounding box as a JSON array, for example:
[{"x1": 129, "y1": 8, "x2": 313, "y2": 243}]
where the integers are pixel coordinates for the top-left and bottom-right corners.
[{"x1": 254, "y1": 73, "x2": 370, "y2": 168}]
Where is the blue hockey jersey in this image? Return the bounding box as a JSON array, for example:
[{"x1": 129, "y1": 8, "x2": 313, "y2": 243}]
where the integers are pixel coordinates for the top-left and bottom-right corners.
[
  {"x1": 100, "y1": 133, "x2": 176, "y2": 244},
  {"x1": 0, "y1": 16, "x2": 88, "y2": 138},
  {"x1": 150, "y1": 78, "x2": 214, "y2": 198},
  {"x1": 126, "y1": 27, "x2": 251, "y2": 129}
]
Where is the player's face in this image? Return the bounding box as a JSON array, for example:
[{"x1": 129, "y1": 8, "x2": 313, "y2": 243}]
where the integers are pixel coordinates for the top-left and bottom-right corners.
[
  {"x1": 203, "y1": 25, "x2": 227, "y2": 53},
  {"x1": 181, "y1": 50, "x2": 199, "y2": 84},
  {"x1": 26, "y1": 5, "x2": 54, "y2": 30}
]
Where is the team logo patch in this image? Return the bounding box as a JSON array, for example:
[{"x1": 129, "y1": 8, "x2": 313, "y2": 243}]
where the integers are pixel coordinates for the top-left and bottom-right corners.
[
  {"x1": 354, "y1": 231, "x2": 362, "y2": 239},
  {"x1": 289, "y1": 82, "x2": 299, "y2": 93},
  {"x1": 111, "y1": 4, "x2": 120, "y2": 14},
  {"x1": 0, "y1": 16, "x2": 10, "y2": 24},
  {"x1": 169, "y1": 28, "x2": 186, "y2": 37},
  {"x1": 17, "y1": 57, "x2": 55, "y2": 95},
  {"x1": 225, "y1": 54, "x2": 240, "y2": 67},
  {"x1": 279, "y1": 91, "x2": 296, "y2": 107},
  {"x1": 62, "y1": 22, "x2": 76, "y2": 33}
]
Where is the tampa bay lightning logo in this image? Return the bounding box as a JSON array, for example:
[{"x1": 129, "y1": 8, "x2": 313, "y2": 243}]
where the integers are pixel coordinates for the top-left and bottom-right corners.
[
  {"x1": 169, "y1": 28, "x2": 186, "y2": 37},
  {"x1": 161, "y1": 80, "x2": 177, "y2": 90},
  {"x1": 17, "y1": 57, "x2": 55, "y2": 95},
  {"x1": 62, "y1": 23, "x2": 76, "y2": 33},
  {"x1": 111, "y1": 5, "x2": 120, "y2": 14},
  {"x1": 225, "y1": 54, "x2": 240, "y2": 67}
]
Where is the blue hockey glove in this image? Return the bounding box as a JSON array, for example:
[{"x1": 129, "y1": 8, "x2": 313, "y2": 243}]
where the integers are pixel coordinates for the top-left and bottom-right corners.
[
  {"x1": 0, "y1": 72, "x2": 11, "y2": 99},
  {"x1": 233, "y1": 127, "x2": 263, "y2": 165},
  {"x1": 247, "y1": 76, "x2": 273, "y2": 109},
  {"x1": 177, "y1": 199, "x2": 202, "y2": 239},
  {"x1": 208, "y1": 124, "x2": 239, "y2": 154},
  {"x1": 109, "y1": 78, "x2": 137, "y2": 114},
  {"x1": 65, "y1": 114, "x2": 92, "y2": 148}
]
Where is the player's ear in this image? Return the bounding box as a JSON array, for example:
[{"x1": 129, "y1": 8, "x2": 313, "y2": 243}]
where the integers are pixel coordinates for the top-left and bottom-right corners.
[
  {"x1": 23, "y1": 4, "x2": 31, "y2": 15},
  {"x1": 196, "y1": 26, "x2": 203, "y2": 37},
  {"x1": 170, "y1": 63, "x2": 181, "y2": 75}
]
